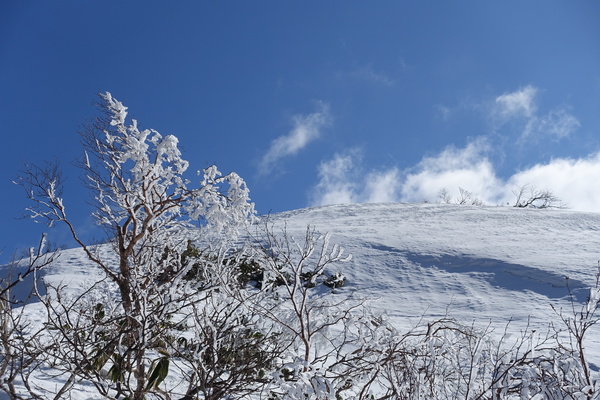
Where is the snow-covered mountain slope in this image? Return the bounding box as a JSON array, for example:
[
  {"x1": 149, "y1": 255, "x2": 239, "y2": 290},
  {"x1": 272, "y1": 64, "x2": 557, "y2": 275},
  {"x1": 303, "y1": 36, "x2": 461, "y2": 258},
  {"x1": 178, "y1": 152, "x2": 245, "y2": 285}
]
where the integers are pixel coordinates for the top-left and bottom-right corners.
[
  {"x1": 8, "y1": 202, "x2": 600, "y2": 398},
  {"x1": 265, "y1": 203, "x2": 600, "y2": 352},
  {"x1": 37, "y1": 202, "x2": 600, "y2": 336}
]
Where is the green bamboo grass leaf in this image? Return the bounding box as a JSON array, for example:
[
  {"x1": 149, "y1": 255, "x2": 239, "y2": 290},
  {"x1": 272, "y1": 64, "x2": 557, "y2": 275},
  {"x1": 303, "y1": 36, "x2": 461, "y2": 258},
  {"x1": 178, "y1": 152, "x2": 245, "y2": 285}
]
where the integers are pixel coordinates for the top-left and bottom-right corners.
[{"x1": 145, "y1": 357, "x2": 169, "y2": 391}]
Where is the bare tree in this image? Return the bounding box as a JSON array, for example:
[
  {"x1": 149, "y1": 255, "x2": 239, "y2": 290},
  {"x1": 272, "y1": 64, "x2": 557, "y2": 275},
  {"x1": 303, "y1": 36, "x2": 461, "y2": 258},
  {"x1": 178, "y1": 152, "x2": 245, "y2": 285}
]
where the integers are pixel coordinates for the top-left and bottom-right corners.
[
  {"x1": 438, "y1": 188, "x2": 452, "y2": 204},
  {"x1": 512, "y1": 184, "x2": 565, "y2": 209},
  {"x1": 456, "y1": 187, "x2": 484, "y2": 206}
]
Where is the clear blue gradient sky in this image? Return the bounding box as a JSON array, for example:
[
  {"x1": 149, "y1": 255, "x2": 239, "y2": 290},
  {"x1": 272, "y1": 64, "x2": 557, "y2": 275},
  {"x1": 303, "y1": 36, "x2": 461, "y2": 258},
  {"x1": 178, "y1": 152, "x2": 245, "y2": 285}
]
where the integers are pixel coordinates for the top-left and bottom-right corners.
[{"x1": 2, "y1": 2, "x2": 600, "y2": 260}]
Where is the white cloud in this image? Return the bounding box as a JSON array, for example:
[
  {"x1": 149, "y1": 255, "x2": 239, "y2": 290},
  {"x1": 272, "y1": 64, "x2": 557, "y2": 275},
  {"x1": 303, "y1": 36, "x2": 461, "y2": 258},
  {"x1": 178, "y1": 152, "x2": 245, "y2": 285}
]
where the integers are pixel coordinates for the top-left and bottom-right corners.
[
  {"x1": 494, "y1": 85, "x2": 538, "y2": 119},
  {"x1": 310, "y1": 148, "x2": 401, "y2": 206},
  {"x1": 365, "y1": 168, "x2": 401, "y2": 203},
  {"x1": 311, "y1": 149, "x2": 360, "y2": 206},
  {"x1": 309, "y1": 85, "x2": 587, "y2": 210},
  {"x1": 506, "y1": 154, "x2": 600, "y2": 211},
  {"x1": 400, "y1": 139, "x2": 503, "y2": 204},
  {"x1": 259, "y1": 102, "x2": 331, "y2": 176},
  {"x1": 310, "y1": 142, "x2": 600, "y2": 212},
  {"x1": 411, "y1": 147, "x2": 600, "y2": 211}
]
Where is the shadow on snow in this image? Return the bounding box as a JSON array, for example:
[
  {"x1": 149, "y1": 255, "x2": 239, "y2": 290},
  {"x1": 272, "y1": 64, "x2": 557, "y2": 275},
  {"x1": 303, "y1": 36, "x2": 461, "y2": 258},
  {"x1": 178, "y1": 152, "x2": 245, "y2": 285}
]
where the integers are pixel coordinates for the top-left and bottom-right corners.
[{"x1": 370, "y1": 243, "x2": 588, "y2": 303}]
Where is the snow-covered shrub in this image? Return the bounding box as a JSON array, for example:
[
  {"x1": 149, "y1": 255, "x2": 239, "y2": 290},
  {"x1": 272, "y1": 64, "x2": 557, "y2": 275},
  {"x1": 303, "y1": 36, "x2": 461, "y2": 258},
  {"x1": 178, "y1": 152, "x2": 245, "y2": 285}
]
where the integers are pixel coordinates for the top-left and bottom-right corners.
[
  {"x1": 248, "y1": 225, "x2": 367, "y2": 399},
  {"x1": 171, "y1": 290, "x2": 284, "y2": 400},
  {"x1": 328, "y1": 308, "x2": 600, "y2": 400},
  {"x1": 0, "y1": 238, "x2": 57, "y2": 400}
]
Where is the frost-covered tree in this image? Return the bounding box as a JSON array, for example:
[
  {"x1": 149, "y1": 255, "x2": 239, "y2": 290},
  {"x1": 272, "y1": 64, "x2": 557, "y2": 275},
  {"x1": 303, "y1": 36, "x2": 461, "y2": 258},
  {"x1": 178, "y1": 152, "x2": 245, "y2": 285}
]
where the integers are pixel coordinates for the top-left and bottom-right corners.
[{"x1": 15, "y1": 92, "x2": 256, "y2": 399}]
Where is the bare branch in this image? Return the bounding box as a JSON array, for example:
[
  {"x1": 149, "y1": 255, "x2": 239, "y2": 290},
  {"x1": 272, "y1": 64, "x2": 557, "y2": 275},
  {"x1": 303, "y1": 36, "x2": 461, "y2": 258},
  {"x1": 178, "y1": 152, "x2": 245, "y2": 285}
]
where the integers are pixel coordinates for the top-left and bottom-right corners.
[{"x1": 512, "y1": 184, "x2": 566, "y2": 209}]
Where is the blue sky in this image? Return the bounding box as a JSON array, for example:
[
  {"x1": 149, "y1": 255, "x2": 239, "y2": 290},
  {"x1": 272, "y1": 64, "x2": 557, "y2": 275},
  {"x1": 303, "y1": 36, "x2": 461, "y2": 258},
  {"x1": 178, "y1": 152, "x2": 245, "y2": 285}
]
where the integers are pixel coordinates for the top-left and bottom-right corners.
[{"x1": 2, "y1": 1, "x2": 600, "y2": 260}]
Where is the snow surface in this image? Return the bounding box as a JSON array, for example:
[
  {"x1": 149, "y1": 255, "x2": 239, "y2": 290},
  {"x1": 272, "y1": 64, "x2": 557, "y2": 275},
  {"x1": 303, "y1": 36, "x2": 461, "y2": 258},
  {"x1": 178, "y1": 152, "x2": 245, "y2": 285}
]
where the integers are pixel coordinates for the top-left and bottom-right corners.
[
  {"x1": 269, "y1": 203, "x2": 600, "y2": 357},
  {"x1": 5, "y1": 202, "x2": 600, "y2": 398}
]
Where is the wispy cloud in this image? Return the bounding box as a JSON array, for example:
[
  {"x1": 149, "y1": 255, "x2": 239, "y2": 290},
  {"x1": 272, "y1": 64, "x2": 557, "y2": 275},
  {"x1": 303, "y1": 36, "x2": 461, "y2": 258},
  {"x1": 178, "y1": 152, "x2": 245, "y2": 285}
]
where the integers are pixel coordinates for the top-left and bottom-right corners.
[
  {"x1": 521, "y1": 108, "x2": 581, "y2": 142},
  {"x1": 435, "y1": 105, "x2": 452, "y2": 121},
  {"x1": 310, "y1": 140, "x2": 600, "y2": 212},
  {"x1": 491, "y1": 85, "x2": 580, "y2": 142},
  {"x1": 337, "y1": 64, "x2": 395, "y2": 87},
  {"x1": 494, "y1": 85, "x2": 538, "y2": 119},
  {"x1": 258, "y1": 102, "x2": 331, "y2": 176}
]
